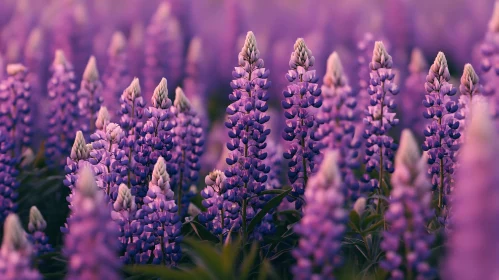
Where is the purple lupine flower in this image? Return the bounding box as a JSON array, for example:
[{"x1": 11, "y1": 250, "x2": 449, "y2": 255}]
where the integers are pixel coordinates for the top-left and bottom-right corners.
[
  {"x1": 27, "y1": 206, "x2": 53, "y2": 256},
  {"x1": 78, "y1": 56, "x2": 103, "y2": 136},
  {"x1": 138, "y1": 157, "x2": 182, "y2": 265},
  {"x1": 0, "y1": 130, "x2": 18, "y2": 223},
  {"x1": 401, "y1": 48, "x2": 428, "y2": 133},
  {"x1": 381, "y1": 130, "x2": 435, "y2": 280},
  {"x1": 362, "y1": 41, "x2": 399, "y2": 193},
  {"x1": 199, "y1": 170, "x2": 230, "y2": 239},
  {"x1": 444, "y1": 100, "x2": 499, "y2": 280},
  {"x1": 64, "y1": 165, "x2": 121, "y2": 280},
  {"x1": 143, "y1": 2, "x2": 184, "y2": 97},
  {"x1": 46, "y1": 50, "x2": 78, "y2": 166},
  {"x1": 170, "y1": 87, "x2": 204, "y2": 217},
  {"x1": 456, "y1": 64, "x2": 483, "y2": 133},
  {"x1": 102, "y1": 31, "x2": 130, "y2": 116},
  {"x1": 184, "y1": 37, "x2": 208, "y2": 124},
  {"x1": 356, "y1": 33, "x2": 376, "y2": 111},
  {"x1": 292, "y1": 151, "x2": 347, "y2": 280},
  {"x1": 89, "y1": 122, "x2": 128, "y2": 201},
  {"x1": 95, "y1": 106, "x2": 111, "y2": 133},
  {"x1": 0, "y1": 214, "x2": 41, "y2": 280},
  {"x1": 282, "y1": 38, "x2": 322, "y2": 209},
  {"x1": 225, "y1": 31, "x2": 271, "y2": 239},
  {"x1": 111, "y1": 184, "x2": 144, "y2": 264},
  {"x1": 118, "y1": 78, "x2": 145, "y2": 199},
  {"x1": 317, "y1": 51, "x2": 362, "y2": 200},
  {"x1": 135, "y1": 78, "x2": 175, "y2": 196},
  {"x1": 421, "y1": 52, "x2": 460, "y2": 210},
  {"x1": 0, "y1": 64, "x2": 32, "y2": 157}
]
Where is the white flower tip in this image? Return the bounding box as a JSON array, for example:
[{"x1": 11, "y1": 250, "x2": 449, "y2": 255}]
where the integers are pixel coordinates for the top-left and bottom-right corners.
[
  {"x1": 53, "y1": 49, "x2": 67, "y2": 66},
  {"x1": 83, "y1": 56, "x2": 99, "y2": 82},
  {"x1": 187, "y1": 37, "x2": 202, "y2": 64},
  {"x1": 353, "y1": 197, "x2": 367, "y2": 216},
  {"x1": 25, "y1": 28, "x2": 43, "y2": 56},
  {"x1": 20, "y1": 148, "x2": 35, "y2": 168},
  {"x1": 96, "y1": 106, "x2": 110, "y2": 130},
  {"x1": 152, "y1": 77, "x2": 168, "y2": 108},
  {"x1": 489, "y1": 1, "x2": 499, "y2": 32},
  {"x1": 409, "y1": 48, "x2": 427, "y2": 73},
  {"x1": 77, "y1": 165, "x2": 98, "y2": 197},
  {"x1": 174, "y1": 87, "x2": 191, "y2": 112},
  {"x1": 106, "y1": 122, "x2": 124, "y2": 143},
  {"x1": 123, "y1": 77, "x2": 141, "y2": 100},
  {"x1": 114, "y1": 184, "x2": 136, "y2": 211},
  {"x1": 291, "y1": 37, "x2": 314, "y2": 68},
  {"x1": 3, "y1": 214, "x2": 28, "y2": 251},
  {"x1": 28, "y1": 206, "x2": 46, "y2": 232},
  {"x1": 326, "y1": 51, "x2": 344, "y2": 83},
  {"x1": 71, "y1": 131, "x2": 89, "y2": 160},
  {"x1": 372, "y1": 41, "x2": 391, "y2": 65},
  {"x1": 395, "y1": 129, "x2": 421, "y2": 170},
  {"x1": 109, "y1": 31, "x2": 127, "y2": 56},
  {"x1": 240, "y1": 31, "x2": 259, "y2": 63},
  {"x1": 462, "y1": 63, "x2": 479, "y2": 86},
  {"x1": 6, "y1": 63, "x2": 26, "y2": 76},
  {"x1": 154, "y1": 2, "x2": 172, "y2": 20},
  {"x1": 152, "y1": 156, "x2": 169, "y2": 186},
  {"x1": 320, "y1": 150, "x2": 342, "y2": 186},
  {"x1": 434, "y1": 51, "x2": 448, "y2": 69},
  {"x1": 188, "y1": 203, "x2": 201, "y2": 217}
]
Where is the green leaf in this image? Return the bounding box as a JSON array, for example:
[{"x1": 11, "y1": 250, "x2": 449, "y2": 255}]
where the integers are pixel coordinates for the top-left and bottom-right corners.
[
  {"x1": 248, "y1": 188, "x2": 292, "y2": 234},
  {"x1": 348, "y1": 210, "x2": 361, "y2": 232},
  {"x1": 190, "y1": 193, "x2": 207, "y2": 212},
  {"x1": 258, "y1": 189, "x2": 289, "y2": 196},
  {"x1": 361, "y1": 214, "x2": 381, "y2": 229},
  {"x1": 221, "y1": 238, "x2": 241, "y2": 278},
  {"x1": 183, "y1": 238, "x2": 226, "y2": 279},
  {"x1": 363, "y1": 219, "x2": 384, "y2": 233},
  {"x1": 240, "y1": 242, "x2": 258, "y2": 280},
  {"x1": 187, "y1": 219, "x2": 219, "y2": 243}
]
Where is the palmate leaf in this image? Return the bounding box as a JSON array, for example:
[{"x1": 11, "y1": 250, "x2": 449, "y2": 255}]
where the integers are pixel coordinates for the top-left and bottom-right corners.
[{"x1": 247, "y1": 188, "x2": 292, "y2": 234}]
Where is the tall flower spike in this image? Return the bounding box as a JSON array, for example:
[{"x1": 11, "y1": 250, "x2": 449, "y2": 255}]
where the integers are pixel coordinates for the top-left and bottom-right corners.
[
  {"x1": 0, "y1": 63, "x2": 32, "y2": 157},
  {"x1": 421, "y1": 52, "x2": 460, "y2": 212},
  {"x1": 199, "y1": 170, "x2": 231, "y2": 239},
  {"x1": 456, "y1": 64, "x2": 482, "y2": 138},
  {"x1": 225, "y1": 31, "x2": 271, "y2": 240},
  {"x1": 27, "y1": 206, "x2": 53, "y2": 256},
  {"x1": 64, "y1": 166, "x2": 121, "y2": 280},
  {"x1": 143, "y1": 2, "x2": 184, "y2": 98},
  {"x1": 170, "y1": 87, "x2": 204, "y2": 217},
  {"x1": 46, "y1": 49, "x2": 78, "y2": 166},
  {"x1": 0, "y1": 130, "x2": 19, "y2": 223},
  {"x1": 184, "y1": 37, "x2": 208, "y2": 126},
  {"x1": 444, "y1": 101, "x2": 499, "y2": 280},
  {"x1": 96, "y1": 106, "x2": 111, "y2": 131},
  {"x1": 282, "y1": 37, "x2": 323, "y2": 209},
  {"x1": 317, "y1": 51, "x2": 362, "y2": 200},
  {"x1": 292, "y1": 151, "x2": 347, "y2": 280},
  {"x1": 78, "y1": 56, "x2": 103, "y2": 135},
  {"x1": 381, "y1": 130, "x2": 435, "y2": 279},
  {"x1": 102, "y1": 31, "x2": 130, "y2": 115},
  {"x1": 0, "y1": 214, "x2": 41, "y2": 280},
  {"x1": 402, "y1": 48, "x2": 428, "y2": 133},
  {"x1": 138, "y1": 156, "x2": 182, "y2": 265},
  {"x1": 362, "y1": 41, "x2": 399, "y2": 197}
]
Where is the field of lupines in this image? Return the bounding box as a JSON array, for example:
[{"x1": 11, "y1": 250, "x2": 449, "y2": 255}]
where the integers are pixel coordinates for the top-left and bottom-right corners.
[{"x1": 0, "y1": 0, "x2": 498, "y2": 279}]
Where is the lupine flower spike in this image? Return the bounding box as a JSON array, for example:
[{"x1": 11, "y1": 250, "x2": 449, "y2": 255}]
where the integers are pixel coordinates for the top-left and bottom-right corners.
[
  {"x1": 27, "y1": 206, "x2": 53, "y2": 256},
  {"x1": 95, "y1": 106, "x2": 111, "y2": 132},
  {"x1": 0, "y1": 130, "x2": 18, "y2": 223},
  {"x1": 456, "y1": 64, "x2": 482, "y2": 134},
  {"x1": 444, "y1": 100, "x2": 499, "y2": 280},
  {"x1": 282, "y1": 38, "x2": 322, "y2": 209},
  {"x1": 199, "y1": 170, "x2": 230, "y2": 240},
  {"x1": 402, "y1": 48, "x2": 428, "y2": 133},
  {"x1": 64, "y1": 166, "x2": 121, "y2": 280},
  {"x1": 421, "y1": 52, "x2": 460, "y2": 211},
  {"x1": 292, "y1": 151, "x2": 347, "y2": 280},
  {"x1": 225, "y1": 31, "x2": 271, "y2": 240},
  {"x1": 317, "y1": 51, "x2": 362, "y2": 200},
  {"x1": 381, "y1": 130, "x2": 435, "y2": 279},
  {"x1": 0, "y1": 214, "x2": 41, "y2": 280},
  {"x1": 362, "y1": 41, "x2": 399, "y2": 199},
  {"x1": 171, "y1": 87, "x2": 204, "y2": 217},
  {"x1": 78, "y1": 56, "x2": 103, "y2": 135}
]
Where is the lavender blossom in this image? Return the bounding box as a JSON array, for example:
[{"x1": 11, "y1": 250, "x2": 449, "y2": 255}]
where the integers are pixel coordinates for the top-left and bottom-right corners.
[
  {"x1": 170, "y1": 87, "x2": 204, "y2": 217},
  {"x1": 402, "y1": 48, "x2": 428, "y2": 133},
  {"x1": 444, "y1": 100, "x2": 499, "y2": 280},
  {"x1": 102, "y1": 31, "x2": 130, "y2": 116},
  {"x1": 0, "y1": 64, "x2": 32, "y2": 157},
  {"x1": 0, "y1": 130, "x2": 18, "y2": 223},
  {"x1": 138, "y1": 157, "x2": 182, "y2": 265},
  {"x1": 27, "y1": 206, "x2": 53, "y2": 256},
  {"x1": 64, "y1": 166, "x2": 121, "y2": 280},
  {"x1": 381, "y1": 130, "x2": 435, "y2": 279},
  {"x1": 421, "y1": 52, "x2": 460, "y2": 210},
  {"x1": 317, "y1": 51, "x2": 362, "y2": 200},
  {"x1": 225, "y1": 31, "x2": 271, "y2": 239},
  {"x1": 0, "y1": 214, "x2": 41, "y2": 280},
  {"x1": 282, "y1": 38, "x2": 322, "y2": 209},
  {"x1": 143, "y1": 2, "x2": 184, "y2": 97},
  {"x1": 292, "y1": 151, "x2": 347, "y2": 280},
  {"x1": 111, "y1": 184, "x2": 144, "y2": 264},
  {"x1": 78, "y1": 56, "x2": 103, "y2": 135},
  {"x1": 363, "y1": 41, "x2": 399, "y2": 194},
  {"x1": 46, "y1": 50, "x2": 78, "y2": 166}
]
